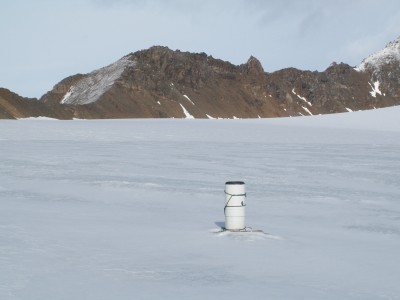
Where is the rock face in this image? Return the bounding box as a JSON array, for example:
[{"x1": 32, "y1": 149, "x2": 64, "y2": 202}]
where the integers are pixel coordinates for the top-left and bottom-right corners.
[
  {"x1": 2, "y1": 37, "x2": 400, "y2": 119},
  {"x1": 0, "y1": 88, "x2": 69, "y2": 119},
  {"x1": 357, "y1": 37, "x2": 400, "y2": 101}
]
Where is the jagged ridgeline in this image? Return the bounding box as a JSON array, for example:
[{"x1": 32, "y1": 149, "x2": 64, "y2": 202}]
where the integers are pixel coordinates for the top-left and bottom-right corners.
[{"x1": 1, "y1": 38, "x2": 400, "y2": 119}]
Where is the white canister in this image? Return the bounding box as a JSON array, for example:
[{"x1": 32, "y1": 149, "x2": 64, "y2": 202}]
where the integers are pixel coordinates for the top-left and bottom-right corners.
[{"x1": 224, "y1": 181, "x2": 246, "y2": 230}]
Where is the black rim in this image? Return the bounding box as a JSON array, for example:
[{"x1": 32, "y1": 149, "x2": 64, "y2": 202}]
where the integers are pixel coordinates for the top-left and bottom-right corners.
[{"x1": 225, "y1": 181, "x2": 245, "y2": 185}]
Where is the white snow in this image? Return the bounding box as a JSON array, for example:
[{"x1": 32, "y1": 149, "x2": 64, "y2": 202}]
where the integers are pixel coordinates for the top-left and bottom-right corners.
[
  {"x1": 60, "y1": 56, "x2": 136, "y2": 105},
  {"x1": 18, "y1": 116, "x2": 59, "y2": 120},
  {"x1": 368, "y1": 80, "x2": 383, "y2": 97},
  {"x1": 2, "y1": 106, "x2": 400, "y2": 299},
  {"x1": 157, "y1": 101, "x2": 161, "y2": 105},
  {"x1": 301, "y1": 106, "x2": 313, "y2": 115},
  {"x1": 292, "y1": 88, "x2": 312, "y2": 106},
  {"x1": 179, "y1": 104, "x2": 194, "y2": 119},
  {"x1": 183, "y1": 95, "x2": 195, "y2": 105},
  {"x1": 345, "y1": 107, "x2": 353, "y2": 112},
  {"x1": 60, "y1": 88, "x2": 73, "y2": 104},
  {"x1": 206, "y1": 114, "x2": 215, "y2": 119},
  {"x1": 357, "y1": 37, "x2": 400, "y2": 72}
]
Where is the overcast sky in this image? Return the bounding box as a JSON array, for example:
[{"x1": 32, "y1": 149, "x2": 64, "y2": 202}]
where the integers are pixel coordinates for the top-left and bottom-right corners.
[{"x1": 1, "y1": 0, "x2": 400, "y2": 98}]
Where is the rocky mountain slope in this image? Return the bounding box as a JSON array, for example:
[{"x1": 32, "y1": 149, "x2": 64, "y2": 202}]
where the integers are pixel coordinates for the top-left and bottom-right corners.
[
  {"x1": 1, "y1": 36, "x2": 400, "y2": 119},
  {"x1": 0, "y1": 88, "x2": 66, "y2": 119}
]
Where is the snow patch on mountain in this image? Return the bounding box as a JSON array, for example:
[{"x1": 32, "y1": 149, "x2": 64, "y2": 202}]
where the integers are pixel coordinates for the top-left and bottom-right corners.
[
  {"x1": 369, "y1": 81, "x2": 383, "y2": 97},
  {"x1": 183, "y1": 95, "x2": 195, "y2": 105},
  {"x1": 61, "y1": 89, "x2": 73, "y2": 103},
  {"x1": 302, "y1": 106, "x2": 313, "y2": 115},
  {"x1": 356, "y1": 36, "x2": 400, "y2": 72},
  {"x1": 60, "y1": 56, "x2": 136, "y2": 105},
  {"x1": 18, "y1": 116, "x2": 59, "y2": 120},
  {"x1": 292, "y1": 88, "x2": 312, "y2": 106},
  {"x1": 179, "y1": 104, "x2": 194, "y2": 119}
]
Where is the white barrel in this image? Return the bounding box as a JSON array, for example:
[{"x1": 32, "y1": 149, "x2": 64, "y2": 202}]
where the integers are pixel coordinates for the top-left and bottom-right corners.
[{"x1": 224, "y1": 181, "x2": 246, "y2": 230}]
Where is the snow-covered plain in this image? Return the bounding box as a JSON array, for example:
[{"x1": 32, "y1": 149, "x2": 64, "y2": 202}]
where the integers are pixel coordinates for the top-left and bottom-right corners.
[{"x1": 1, "y1": 107, "x2": 400, "y2": 299}]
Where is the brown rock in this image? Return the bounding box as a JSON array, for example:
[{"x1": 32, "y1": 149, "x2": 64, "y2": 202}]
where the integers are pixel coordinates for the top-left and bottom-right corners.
[{"x1": 1, "y1": 37, "x2": 400, "y2": 119}]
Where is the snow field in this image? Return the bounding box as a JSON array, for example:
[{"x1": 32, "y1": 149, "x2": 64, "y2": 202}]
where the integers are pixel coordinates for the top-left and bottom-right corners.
[{"x1": 1, "y1": 108, "x2": 400, "y2": 299}]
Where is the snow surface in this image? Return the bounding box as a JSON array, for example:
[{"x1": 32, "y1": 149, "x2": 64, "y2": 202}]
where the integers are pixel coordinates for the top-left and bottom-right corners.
[
  {"x1": 1, "y1": 106, "x2": 400, "y2": 299},
  {"x1": 60, "y1": 57, "x2": 136, "y2": 105}
]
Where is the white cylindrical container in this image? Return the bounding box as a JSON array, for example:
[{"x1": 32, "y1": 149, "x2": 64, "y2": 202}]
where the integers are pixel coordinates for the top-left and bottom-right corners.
[{"x1": 224, "y1": 181, "x2": 246, "y2": 230}]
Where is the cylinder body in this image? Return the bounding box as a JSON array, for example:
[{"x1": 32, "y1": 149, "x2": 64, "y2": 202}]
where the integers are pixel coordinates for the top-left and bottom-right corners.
[{"x1": 225, "y1": 181, "x2": 246, "y2": 230}]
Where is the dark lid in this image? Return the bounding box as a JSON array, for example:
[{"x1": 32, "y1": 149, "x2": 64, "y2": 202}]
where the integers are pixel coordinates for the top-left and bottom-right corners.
[{"x1": 225, "y1": 181, "x2": 245, "y2": 185}]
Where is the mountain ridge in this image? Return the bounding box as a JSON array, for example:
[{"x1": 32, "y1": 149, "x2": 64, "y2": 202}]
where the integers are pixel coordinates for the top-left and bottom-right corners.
[{"x1": 1, "y1": 37, "x2": 400, "y2": 119}]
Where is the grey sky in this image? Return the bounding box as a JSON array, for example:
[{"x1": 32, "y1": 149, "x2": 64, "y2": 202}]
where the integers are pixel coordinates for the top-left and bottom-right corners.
[{"x1": 1, "y1": 0, "x2": 400, "y2": 98}]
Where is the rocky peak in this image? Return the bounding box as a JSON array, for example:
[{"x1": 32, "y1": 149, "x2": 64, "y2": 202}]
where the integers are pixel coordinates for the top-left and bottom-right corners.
[
  {"x1": 240, "y1": 55, "x2": 264, "y2": 75},
  {"x1": 386, "y1": 35, "x2": 400, "y2": 48},
  {"x1": 136, "y1": 46, "x2": 174, "y2": 63},
  {"x1": 357, "y1": 36, "x2": 400, "y2": 73},
  {"x1": 127, "y1": 46, "x2": 244, "y2": 90},
  {"x1": 3, "y1": 37, "x2": 400, "y2": 120},
  {"x1": 326, "y1": 62, "x2": 353, "y2": 75},
  {"x1": 356, "y1": 36, "x2": 400, "y2": 98}
]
